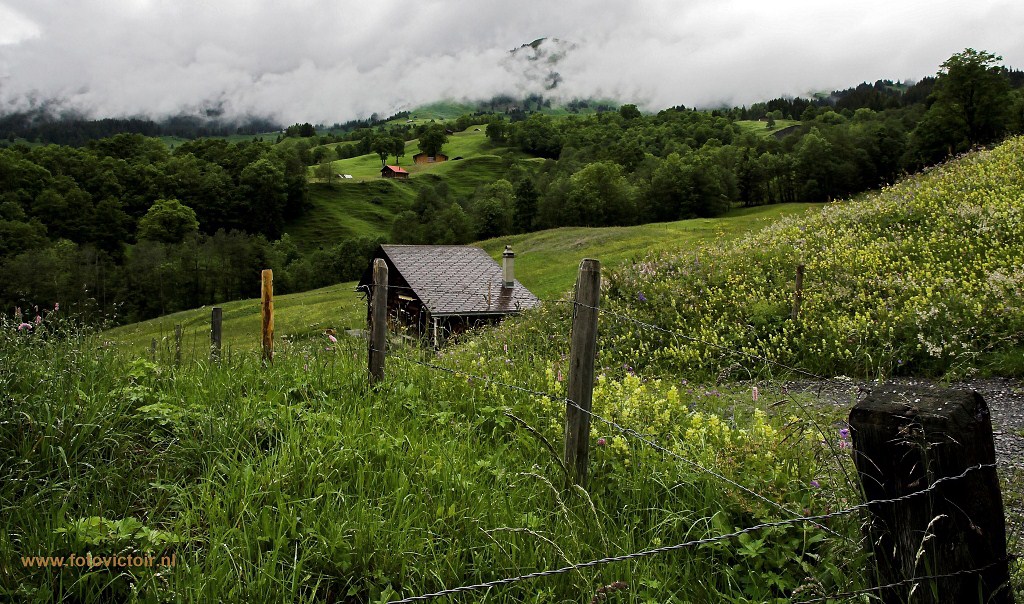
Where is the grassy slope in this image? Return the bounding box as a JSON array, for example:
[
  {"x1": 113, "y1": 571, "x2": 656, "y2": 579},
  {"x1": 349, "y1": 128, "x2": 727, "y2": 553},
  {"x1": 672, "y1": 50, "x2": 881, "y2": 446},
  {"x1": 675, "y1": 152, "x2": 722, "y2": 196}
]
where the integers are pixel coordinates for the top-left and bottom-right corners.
[
  {"x1": 106, "y1": 203, "x2": 822, "y2": 355},
  {"x1": 735, "y1": 119, "x2": 802, "y2": 138},
  {"x1": 477, "y1": 204, "x2": 820, "y2": 300},
  {"x1": 284, "y1": 180, "x2": 417, "y2": 246},
  {"x1": 313, "y1": 128, "x2": 521, "y2": 181},
  {"x1": 287, "y1": 130, "x2": 532, "y2": 246},
  {"x1": 602, "y1": 137, "x2": 1024, "y2": 378}
]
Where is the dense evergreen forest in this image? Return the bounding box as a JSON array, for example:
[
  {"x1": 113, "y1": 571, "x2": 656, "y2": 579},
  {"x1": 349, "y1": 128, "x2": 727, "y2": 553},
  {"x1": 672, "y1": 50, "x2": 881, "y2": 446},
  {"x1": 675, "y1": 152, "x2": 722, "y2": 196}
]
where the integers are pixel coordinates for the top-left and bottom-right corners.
[{"x1": 2, "y1": 49, "x2": 1022, "y2": 324}]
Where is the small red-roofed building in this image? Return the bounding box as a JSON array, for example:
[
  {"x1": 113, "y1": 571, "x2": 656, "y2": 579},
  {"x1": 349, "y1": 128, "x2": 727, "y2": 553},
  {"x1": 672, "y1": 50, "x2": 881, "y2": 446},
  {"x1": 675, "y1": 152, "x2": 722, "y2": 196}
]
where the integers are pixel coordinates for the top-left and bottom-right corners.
[{"x1": 380, "y1": 165, "x2": 409, "y2": 179}]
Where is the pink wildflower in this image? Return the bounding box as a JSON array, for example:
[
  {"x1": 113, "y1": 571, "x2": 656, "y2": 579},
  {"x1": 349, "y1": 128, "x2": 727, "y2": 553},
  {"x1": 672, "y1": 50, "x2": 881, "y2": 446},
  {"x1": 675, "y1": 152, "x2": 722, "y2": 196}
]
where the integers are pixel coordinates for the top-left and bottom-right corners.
[
  {"x1": 597, "y1": 437, "x2": 607, "y2": 446},
  {"x1": 18, "y1": 322, "x2": 33, "y2": 331},
  {"x1": 327, "y1": 334, "x2": 337, "y2": 343},
  {"x1": 557, "y1": 370, "x2": 563, "y2": 382},
  {"x1": 752, "y1": 386, "x2": 759, "y2": 402},
  {"x1": 54, "y1": 302, "x2": 59, "y2": 311}
]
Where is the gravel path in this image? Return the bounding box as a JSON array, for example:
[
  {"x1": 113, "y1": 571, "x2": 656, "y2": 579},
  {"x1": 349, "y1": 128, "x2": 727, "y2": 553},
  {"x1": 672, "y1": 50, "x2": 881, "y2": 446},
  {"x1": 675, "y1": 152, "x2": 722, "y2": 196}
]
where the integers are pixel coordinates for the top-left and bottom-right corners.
[
  {"x1": 787, "y1": 377, "x2": 1024, "y2": 555},
  {"x1": 789, "y1": 377, "x2": 1024, "y2": 470}
]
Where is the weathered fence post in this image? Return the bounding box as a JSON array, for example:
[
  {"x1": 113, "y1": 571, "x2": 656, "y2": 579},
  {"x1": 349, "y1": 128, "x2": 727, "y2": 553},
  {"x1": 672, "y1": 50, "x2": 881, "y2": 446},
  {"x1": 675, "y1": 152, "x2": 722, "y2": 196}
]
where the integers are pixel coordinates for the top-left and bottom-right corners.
[
  {"x1": 261, "y1": 269, "x2": 274, "y2": 363},
  {"x1": 174, "y1": 324, "x2": 182, "y2": 366},
  {"x1": 791, "y1": 263, "x2": 805, "y2": 321},
  {"x1": 849, "y1": 384, "x2": 1013, "y2": 603},
  {"x1": 210, "y1": 306, "x2": 222, "y2": 362},
  {"x1": 368, "y1": 258, "x2": 388, "y2": 385},
  {"x1": 565, "y1": 258, "x2": 600, "y2": 487}
]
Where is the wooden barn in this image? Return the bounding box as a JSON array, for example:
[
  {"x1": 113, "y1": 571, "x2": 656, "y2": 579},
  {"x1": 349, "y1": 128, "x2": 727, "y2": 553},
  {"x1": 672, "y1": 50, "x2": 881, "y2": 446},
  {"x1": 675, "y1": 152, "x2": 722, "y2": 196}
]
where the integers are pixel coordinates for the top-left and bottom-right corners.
[
  {"x1": 358, "y1": 244, "x2": 540, "y2": 346},
  {"x1": 412, "y1": 152, "x2": 448, "y2": 165},
  {"x1": 380, "y1": 165, "x2": 409, "y2": 179}
]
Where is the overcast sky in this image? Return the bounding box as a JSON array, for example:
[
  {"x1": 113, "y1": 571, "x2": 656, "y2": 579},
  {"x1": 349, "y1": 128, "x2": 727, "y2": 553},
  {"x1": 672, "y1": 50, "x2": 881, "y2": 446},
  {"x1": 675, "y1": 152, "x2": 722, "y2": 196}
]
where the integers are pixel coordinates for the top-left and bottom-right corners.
[{"x1": 1, "y1": 0, "x2": 1022, "y2": 124}]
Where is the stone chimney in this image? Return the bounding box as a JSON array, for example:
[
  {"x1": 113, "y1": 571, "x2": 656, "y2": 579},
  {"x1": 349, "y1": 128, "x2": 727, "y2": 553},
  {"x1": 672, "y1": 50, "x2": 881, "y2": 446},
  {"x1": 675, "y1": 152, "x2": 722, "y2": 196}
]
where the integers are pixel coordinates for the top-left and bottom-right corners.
[{"x1": 502, "y1": 245, "x2": 515, "y2": 288}]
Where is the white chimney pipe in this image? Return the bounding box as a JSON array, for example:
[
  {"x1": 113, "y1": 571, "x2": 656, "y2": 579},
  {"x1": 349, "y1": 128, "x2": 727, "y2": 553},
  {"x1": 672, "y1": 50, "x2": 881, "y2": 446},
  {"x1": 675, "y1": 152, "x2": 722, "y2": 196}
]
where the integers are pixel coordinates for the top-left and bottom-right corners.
[{"x1": 502, "y1": 245, "x2": 515, "y2": 288}]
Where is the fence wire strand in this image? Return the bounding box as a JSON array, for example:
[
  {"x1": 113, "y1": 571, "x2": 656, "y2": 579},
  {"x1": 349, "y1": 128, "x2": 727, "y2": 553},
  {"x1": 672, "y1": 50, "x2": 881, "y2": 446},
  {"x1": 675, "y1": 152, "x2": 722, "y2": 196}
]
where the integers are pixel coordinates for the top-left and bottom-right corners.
[
  {"x1": 377, "y1": 445, "x2": 995, "y2": 603},
  {"x1": 379, "y1": 346, "x2": 847, "y2": 539},
  {"x1": 793, "y1": 556, "x2": 1017, "y2": 603},
  {"x1": 547, "y1": 297, "x2": 828, "y2": 382},
  {"x1": 357, "y1": 286, "x2": 1010, "y2": 603},
  {"x1": 557, "y1": 297, "x2": 863, "y2": 496}
]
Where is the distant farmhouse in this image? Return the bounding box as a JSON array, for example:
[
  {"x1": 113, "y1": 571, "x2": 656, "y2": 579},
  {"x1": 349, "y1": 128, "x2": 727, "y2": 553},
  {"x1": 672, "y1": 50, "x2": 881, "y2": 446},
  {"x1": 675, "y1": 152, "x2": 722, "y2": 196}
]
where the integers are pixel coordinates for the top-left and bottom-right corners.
[
  {"x1": 380, "y1": 165, "x2": 409, "y2": 179},
  {"x1": 412, "y1": 152, "x2": 448, "y2": 165},
  {"x1": 358, "y1": 245, "x2": 539, "y2": 346}
]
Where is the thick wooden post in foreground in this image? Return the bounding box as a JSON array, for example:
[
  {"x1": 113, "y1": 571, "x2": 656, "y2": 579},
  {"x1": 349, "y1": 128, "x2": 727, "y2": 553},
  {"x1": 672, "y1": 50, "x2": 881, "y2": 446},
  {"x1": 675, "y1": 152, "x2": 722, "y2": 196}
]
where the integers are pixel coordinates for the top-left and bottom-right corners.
[
  {"x1": 791, "y1": 263, "x2": 805, "y2": 321},
  {"x1": 849, "y1": 384, "x2": 1012, "y2": 603},
  {"x1": 368, "y1": 259, "x2": 388, "y2": 385},
  {"x1": 261, "y1": 269, "x2": 274, "y2": 363},
  {"x1": 565, "y1": 259, "x2": 600, "y2": 487},
  {"x1": 210, "y1": 307, "x2": 223, "y2": 362}
]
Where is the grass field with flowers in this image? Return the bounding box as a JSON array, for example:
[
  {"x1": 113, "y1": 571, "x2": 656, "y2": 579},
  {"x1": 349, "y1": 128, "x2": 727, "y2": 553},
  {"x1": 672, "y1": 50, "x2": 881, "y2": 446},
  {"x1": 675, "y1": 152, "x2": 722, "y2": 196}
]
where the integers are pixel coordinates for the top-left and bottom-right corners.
[
  {"x1": 1, "y1": 307, "x2": 869, "y2": 603},
  {"x1": 3, "y1": 139, "x2": 1024, "y2": 602},
  {"x1": 604, "y1": 137, "x2": 1024, "y2": 380}
]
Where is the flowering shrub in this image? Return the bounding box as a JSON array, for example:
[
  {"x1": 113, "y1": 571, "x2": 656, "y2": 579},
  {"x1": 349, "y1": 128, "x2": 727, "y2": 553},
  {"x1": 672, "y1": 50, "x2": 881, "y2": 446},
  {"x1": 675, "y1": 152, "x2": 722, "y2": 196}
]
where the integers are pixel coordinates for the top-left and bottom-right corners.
[{"x1": 605, "y1": 137, "x2": 1024, "y2": 379}]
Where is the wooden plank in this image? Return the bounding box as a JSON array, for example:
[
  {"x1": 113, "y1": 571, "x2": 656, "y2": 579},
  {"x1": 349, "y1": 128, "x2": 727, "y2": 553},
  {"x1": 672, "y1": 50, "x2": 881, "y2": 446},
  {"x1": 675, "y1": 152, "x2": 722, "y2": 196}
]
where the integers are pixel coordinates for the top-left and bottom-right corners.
[
  {"x1": 849, "y1": 384, "x2": 1012, "y2": 602},
  {"x1": 210, "y1": 306, "x2": 222, "y2": 362},
  {"x1": 564, "y1": 258, "x2": 600, "y2": 487},
  {"x1": 261, "y1": 269, "x2": 274, "y2": 363},
  {"x1": 369, "y1": 259, "x2": 388, "y2": 384}
]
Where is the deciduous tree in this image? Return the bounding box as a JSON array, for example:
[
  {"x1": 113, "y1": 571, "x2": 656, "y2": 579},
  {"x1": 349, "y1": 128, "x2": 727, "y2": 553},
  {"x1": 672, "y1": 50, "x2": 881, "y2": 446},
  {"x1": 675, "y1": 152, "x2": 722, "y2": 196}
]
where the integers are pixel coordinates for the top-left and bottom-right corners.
[{"x1": 418, "y1": 124, "x2": 448, "y2": 157}]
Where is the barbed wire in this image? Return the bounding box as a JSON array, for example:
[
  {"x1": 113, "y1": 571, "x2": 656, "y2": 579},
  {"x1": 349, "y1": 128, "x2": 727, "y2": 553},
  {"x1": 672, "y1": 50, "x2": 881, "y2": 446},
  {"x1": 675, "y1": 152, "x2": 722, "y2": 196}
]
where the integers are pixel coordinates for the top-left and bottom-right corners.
[
  {"x1": 551, "y1": 297, "x2": 861, "y2": 494},
  {"x1": 382, "y1": 457, "x2": 996, "y2": 603},
  {"x1": 377, "y1": 347, "x2": 854, "y2": 541},
  {"x1": 356, "y1": 287, "x2": 1008, "y2": 603},
  {"x1": 792, "y1": 556, "x2": 1017, "y2": 603},
  {"x1": 547, "y1": 297, "x2": 827, "y2": 382}
]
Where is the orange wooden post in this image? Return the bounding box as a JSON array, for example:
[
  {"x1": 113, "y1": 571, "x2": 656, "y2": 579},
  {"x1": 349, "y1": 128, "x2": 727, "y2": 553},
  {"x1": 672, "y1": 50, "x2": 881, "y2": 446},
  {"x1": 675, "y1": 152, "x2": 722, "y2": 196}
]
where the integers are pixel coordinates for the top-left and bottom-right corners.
[{"x1": 261, "y1": 269, "x2": 274, "y2": 363}]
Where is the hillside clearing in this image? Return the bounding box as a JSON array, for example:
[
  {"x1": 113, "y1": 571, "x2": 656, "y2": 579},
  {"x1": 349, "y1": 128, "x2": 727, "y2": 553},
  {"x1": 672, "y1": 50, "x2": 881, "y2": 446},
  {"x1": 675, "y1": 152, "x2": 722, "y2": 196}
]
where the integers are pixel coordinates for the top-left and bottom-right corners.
[{"x1": 107, "y1": 203, "x2": 822, "y2": 354}]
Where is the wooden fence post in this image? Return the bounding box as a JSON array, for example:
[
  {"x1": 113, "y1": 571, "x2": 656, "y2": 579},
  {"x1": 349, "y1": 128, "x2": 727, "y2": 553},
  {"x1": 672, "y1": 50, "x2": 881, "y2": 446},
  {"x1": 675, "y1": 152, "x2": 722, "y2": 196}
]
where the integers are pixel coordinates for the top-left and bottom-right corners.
[
  {"x1": 210, "y1": 306, "x2": 222, "y2": 362},
  {"x1": 791, "y1": 263, "x2": 805, "y2": 321},
  {"x1": 849, "y1": 384, "x2": 1012, "y2": 603},
  {"x1": 368, "y1": 258, "x2": 388, "y2": 385},
  {"x1": 174, "y1": 324, "x2": 182, "y2": 366},
  {"x1": 565, "y1": 258, "x2": 600, "y2": 487},
  {"x1": 261, "y1": 269, "x2": 274, "y2": 363}
]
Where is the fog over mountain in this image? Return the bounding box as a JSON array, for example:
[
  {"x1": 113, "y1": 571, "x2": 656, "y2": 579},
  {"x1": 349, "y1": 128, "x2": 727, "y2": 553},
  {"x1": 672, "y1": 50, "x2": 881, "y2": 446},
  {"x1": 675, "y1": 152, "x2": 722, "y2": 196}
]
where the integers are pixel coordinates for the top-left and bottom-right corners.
[{"x1": 1, "y1": 0, "x2": 1022, "y2": 124}]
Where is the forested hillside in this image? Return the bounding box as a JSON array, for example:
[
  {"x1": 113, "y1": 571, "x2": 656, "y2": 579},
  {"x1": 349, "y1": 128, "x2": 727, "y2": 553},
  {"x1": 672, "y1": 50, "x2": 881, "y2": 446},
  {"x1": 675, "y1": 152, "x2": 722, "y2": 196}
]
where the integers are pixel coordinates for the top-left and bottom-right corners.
[{"x1": 2, "y1": 49, "x2": 1021, "y2": 325}]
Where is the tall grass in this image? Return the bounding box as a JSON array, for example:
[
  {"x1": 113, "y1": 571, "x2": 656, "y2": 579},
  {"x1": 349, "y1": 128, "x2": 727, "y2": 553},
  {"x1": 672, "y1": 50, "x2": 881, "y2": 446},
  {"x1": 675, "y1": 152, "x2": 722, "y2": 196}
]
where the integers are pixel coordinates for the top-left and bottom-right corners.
[{"x1": 2, "y1": 306, "x2": 865, "y2": 603}]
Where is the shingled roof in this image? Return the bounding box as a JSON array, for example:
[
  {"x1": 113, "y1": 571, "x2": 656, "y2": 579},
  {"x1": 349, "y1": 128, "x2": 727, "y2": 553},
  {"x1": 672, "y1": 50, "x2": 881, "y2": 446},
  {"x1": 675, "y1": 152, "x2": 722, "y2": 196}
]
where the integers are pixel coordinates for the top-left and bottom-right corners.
[{"x1": 363, "y1": 245, "x2": 540, "y2": 317}]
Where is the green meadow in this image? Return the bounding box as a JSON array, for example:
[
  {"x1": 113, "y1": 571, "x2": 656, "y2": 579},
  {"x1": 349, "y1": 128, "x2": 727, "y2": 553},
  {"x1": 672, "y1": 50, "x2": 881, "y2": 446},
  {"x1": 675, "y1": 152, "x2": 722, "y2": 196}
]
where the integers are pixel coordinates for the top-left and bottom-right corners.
[
  {"x1": 288, "y1": 129, "x2": 534, "y2": 248},
  {"x1": 6, "y1": 140, "x2": 1024, "y2": 602},
  {"x1": 107, "y1": 203, "x2": 822, "y2": 355},
  {"x1": 735, "y1": 119, "x2": 802, "y2": 138}
]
